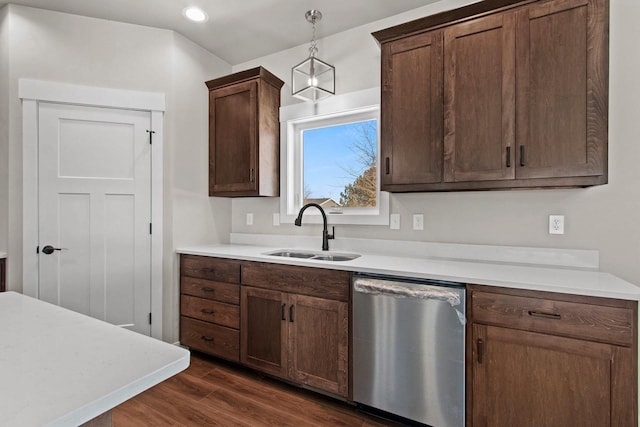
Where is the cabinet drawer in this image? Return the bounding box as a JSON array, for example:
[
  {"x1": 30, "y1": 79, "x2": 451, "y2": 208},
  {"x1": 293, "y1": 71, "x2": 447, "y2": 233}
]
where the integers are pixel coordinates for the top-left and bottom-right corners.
[
  {"x1": 181, "y1": 295, "x2": 239, "y2": 329},
  {"x1": 181, "y1": 276, "x2": 239, "y2": 304},
  {"x1": 242, "y1": 262, "x2": 350, "y2": 302},
  {"x1": 472, "y1": 291, "x2": 634, "y2": 347},
  {"x1": 180, "y1": 316, "x2": 239, "y2": 362},
  {"x1": 181, "y1": 255, "x2": 241, "y2": 283}
]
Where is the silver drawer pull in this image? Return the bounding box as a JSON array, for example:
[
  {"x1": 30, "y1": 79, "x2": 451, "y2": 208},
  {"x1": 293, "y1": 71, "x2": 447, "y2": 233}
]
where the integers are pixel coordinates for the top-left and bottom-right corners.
[
  {"x1": 528, "y1": 310, "x2": 561, "y2": 320},
  {"x1": 201, "y1": 309, "x2": 215, "y2": 315},
  {"x1": 200, "y1": 336, "x2": 214, "y2": 343},
  {"x1": 201, "y1": 287, "x2": 215, "y2": 293}
]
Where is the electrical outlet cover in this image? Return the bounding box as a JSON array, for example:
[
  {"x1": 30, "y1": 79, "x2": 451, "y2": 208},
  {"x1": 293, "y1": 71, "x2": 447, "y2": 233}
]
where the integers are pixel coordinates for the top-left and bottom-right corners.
[{"x1": 549, "y1": 215, "x2": 564, "y2": 235}]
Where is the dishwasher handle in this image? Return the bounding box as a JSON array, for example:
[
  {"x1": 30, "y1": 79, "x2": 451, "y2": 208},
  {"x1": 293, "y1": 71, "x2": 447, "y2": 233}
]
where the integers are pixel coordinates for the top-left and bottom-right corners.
[{"x1": 353, "y1": 277, "x2": 462, "y2": 307}]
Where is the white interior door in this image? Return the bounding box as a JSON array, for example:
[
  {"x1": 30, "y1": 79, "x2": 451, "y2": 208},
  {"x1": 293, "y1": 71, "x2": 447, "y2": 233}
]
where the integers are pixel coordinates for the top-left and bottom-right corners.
[{"x1": 37, "y1": 102, "x2": 152, "y2": 335}]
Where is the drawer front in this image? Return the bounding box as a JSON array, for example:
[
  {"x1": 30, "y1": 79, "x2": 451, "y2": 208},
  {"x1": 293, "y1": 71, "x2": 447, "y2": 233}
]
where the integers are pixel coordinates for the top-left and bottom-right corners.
[
  {"x1": 181, "y1": 295, "x2": 239, "y2": 329},
  {"x1": 181, "y1": 255, "x2": 241, "y2": 283},
  {"x1": 180, "y1": 316, "x2": 239, "y2": 361},
  {"x1": 472, "y1": 291, "x2": 634, "y2": 347},
  {"x1": 242, "y1": 261, "x2": 350, "y2": 302},
  {"x1": 181, "y1": 276, "x2": 240, "y2": 304}
]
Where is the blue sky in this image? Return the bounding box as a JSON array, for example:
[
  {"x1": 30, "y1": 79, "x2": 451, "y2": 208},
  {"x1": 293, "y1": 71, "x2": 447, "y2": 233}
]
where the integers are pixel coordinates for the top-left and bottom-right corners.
[{"x1": 303, "y1": 119, "x2": 377, "y2": 202}]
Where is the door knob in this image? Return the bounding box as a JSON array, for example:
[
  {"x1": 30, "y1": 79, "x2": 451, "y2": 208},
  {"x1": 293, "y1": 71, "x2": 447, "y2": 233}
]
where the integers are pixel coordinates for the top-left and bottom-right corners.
[{"x1": 41, "y1": 245, "x2": 62, "y2": 255}]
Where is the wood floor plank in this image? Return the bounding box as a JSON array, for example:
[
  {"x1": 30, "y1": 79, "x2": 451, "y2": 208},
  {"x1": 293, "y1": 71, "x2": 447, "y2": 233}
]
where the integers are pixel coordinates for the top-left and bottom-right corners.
[
  {"x1": 136, "y1": 381, "x2": 253, "y2": 426},
  {"x1": 199, "y1": 387, "x2": 308, "y2": 427},
  {"x1": 113, "y1": 352, "x2": 397, "y2": 426},
  {"x1": 181, "y1": 354, "x2": 217, "y2": 379},
  {"x1": 112, "y1": 399, "x2": 184, "y2": 427},
  {"x1": 202, "y1": 366, "x2": 373, "y2": 426},
  {"x1": 159, "y1": 371, "x2": 221, "y2": 401}
]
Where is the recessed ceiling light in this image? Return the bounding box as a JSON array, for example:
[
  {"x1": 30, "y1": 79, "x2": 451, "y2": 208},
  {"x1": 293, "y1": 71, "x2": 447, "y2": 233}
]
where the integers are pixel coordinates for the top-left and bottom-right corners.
[{"x1": 183, "y1": 6, "x2": 208, "y2": 23}]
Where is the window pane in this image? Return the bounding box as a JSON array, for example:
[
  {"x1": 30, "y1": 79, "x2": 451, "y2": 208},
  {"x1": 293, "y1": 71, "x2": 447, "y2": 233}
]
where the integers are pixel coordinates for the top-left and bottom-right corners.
[{"x1": 302, "y1": 119, "x2": 377, "y2": 209}]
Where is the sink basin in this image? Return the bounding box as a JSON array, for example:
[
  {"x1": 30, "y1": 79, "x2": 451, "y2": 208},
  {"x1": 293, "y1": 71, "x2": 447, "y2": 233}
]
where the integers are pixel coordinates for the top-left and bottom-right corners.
[
  {"x1": 266, "y1": 251, "x2": 316, "y2": 259},
  {"x1": 310, "y1": 254, "x2": 360, "y2": 262},
  {"x1": 265, "y1": 250, "x2": 361, "y2": 262}
]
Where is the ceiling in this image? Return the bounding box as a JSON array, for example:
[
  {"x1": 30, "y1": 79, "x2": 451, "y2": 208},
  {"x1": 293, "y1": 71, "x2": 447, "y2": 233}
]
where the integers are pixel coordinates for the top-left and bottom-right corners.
[{"x1": 0, "y1": 0, "x2": 441, "y2": 65}]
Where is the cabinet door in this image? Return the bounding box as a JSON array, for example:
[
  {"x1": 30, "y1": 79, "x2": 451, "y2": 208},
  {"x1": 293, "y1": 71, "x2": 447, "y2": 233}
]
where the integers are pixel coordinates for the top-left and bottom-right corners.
[
  {"x1": 515, "y1": 0, "x2": 607, "y2": 179},
  {"x1": 471, "y1": 324, "x2": 633, "y2": 427},
  {"x1": 381, "y1": 31, "x2": 443, "y2": 189},
  {"x1": 444, "y1": 13, "x2": 516, "y2": 182},
  {"x1": 209, "y1": 81, "x2": 257, "y2": 194},
  {"x1": 240, "y1": 286, "x2": 288, "y2": 378},
  {"x1": 0, "y1": 258, "x2": 5, "y2": 292},
  {"x1": 288, "y1": 294, "x2": 348, "y2": 397}
]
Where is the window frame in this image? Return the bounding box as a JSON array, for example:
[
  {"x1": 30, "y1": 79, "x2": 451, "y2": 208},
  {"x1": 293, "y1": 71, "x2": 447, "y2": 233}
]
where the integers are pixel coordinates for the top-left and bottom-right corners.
[{"x1": 279, "y1": 87, "x2": 389, "y2": 226}]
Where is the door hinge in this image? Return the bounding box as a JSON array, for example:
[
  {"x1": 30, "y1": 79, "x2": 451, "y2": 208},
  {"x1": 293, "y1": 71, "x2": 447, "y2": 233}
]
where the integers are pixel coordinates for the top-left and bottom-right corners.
[
  {"x1": 149, "y1": 312, "x2": 152, "y2": 324},
  {"x1": 146, "y1": 129, "x2": 155, "y2": 145},
  {"x1": 149, "y1": 223, "x2": 152, "y2": 234}
]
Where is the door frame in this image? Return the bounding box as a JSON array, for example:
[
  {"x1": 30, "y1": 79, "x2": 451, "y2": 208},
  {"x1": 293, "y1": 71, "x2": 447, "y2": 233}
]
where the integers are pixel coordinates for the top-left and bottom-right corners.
[{"x1": 19, "y1": 79, "x2": 165, "y2": 339}]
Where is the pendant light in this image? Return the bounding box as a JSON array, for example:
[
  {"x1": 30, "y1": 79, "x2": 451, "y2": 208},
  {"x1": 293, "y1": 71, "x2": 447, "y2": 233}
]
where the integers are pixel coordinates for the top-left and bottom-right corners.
[{"x1": 291, "y1": 10, "x2": 335, "y2": 102}]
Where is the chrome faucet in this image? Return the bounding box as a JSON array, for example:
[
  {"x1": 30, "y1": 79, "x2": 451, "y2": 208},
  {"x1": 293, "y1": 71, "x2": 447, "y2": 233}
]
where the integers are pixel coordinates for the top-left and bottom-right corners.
[{"x1": 294, "y1": 203, "x2": 335, "y2": 251}]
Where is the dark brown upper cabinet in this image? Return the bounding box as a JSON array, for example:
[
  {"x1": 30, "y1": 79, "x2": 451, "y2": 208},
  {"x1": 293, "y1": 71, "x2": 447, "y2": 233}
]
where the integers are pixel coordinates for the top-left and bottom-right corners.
[
  {"x1": 515, "y1": 0, "x2": 607, "y2": 181},
  {"x1": 206, "y1": 67, "x2": 284, "y2": 197},
  {"x1": 444, "y1": 12, "x2": 516, "y2": 183},
  {"x1": 373, "y1": 0, "x2": 608, "y2": 192},
  {"x1": 380, "y1": 31, "x2": 444, "y2": 191}
]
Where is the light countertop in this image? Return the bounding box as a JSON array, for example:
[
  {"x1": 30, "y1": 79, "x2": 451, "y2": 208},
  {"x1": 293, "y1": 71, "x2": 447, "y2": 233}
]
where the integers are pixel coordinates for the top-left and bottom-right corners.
[
  {"x1": 0, "y1": 252, "x2": 6, "y2": 259},
  {"x1": 177, "y1": 243, "x2": 640, "y2": 301},
  {"x1": 0, "y1": 292, "x2": 190, "y2": 427}
]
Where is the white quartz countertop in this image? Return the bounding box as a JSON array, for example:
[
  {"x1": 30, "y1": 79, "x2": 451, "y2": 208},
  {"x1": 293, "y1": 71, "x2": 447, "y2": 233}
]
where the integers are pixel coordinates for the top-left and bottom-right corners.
[
  {"x1": 0, "y1": 292, "x2": 190, "y2": 427},
  {"x1": 177, "y1": 243, "x2": 640, "y2": 301},
  {"x1": 0, "y1": 252, "x2": 6, "y2": 259}
]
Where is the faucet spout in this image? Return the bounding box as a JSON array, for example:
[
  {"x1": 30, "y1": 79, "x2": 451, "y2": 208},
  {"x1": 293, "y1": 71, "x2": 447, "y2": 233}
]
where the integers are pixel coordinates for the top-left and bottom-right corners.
[{"x1": 294, "y1": 203, "x2": 335, "y2": 251}]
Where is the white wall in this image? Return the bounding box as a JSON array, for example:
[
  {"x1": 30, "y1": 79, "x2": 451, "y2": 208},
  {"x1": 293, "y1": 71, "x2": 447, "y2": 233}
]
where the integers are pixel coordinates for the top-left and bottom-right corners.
[
  {"x1": 0, "y1": 7, "x2": 9, "y2": 254},
  {"x1": 3, "y1": 4, "x2": 231, "y2": 342},
  {"x1": 229, "y1": 0, "x2": 640, "y2": 288}
]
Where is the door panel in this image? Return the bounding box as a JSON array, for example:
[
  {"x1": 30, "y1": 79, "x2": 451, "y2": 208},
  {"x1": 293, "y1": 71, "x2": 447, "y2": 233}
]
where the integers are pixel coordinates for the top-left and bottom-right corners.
[
  {"x1": 210, "y1": 81, "x2": 257, "y2": 193},
  {"x1": 472, "y1": 324, "x2": 613, "y2": 427},
  {"x1": 381, "y1": 31, "x2": 443, "y2": 187},
  {"x1": 240, "y1": 286, "x2": 288, "y2": 378},
  {"x1": 516, "y1": 0, "x2": 606, "y2": 178},
  {"x1": 444, "y1": 13, "x2": 516, "y2": 182},
  {"x1": 38, "y1": 102, "x2": 151, "y2": 335},
  {"x1": 289, "y1": 294, "x2": 348, "y2": 397}
]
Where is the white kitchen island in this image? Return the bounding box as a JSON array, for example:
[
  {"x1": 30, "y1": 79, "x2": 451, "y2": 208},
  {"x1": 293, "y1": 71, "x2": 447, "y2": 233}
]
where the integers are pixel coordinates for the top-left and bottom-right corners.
[{"x1": 0, "y1": 292, "x2": 190, "y2": 426}]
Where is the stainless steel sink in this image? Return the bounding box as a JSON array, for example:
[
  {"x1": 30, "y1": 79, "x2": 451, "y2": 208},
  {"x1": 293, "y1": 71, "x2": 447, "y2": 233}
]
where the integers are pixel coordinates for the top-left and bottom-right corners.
[
  {"x1": 310, "y1": 254, "x2": 360, "y2": 262},
  {"x1": 265, "y1": 250, "x2": 361, "y2": 262},
  {"x1": 266, "y1": 251, "x2": 316, "y2": 259}
]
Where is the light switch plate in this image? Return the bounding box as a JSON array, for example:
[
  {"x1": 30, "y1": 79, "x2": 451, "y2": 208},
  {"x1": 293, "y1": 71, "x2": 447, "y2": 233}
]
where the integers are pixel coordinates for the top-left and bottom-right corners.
[
  {"x1": 390, "y1": 214, "x2": 400, "y2": 230},
  {"x1": 246, "y1": 213, "x2": 254, "y2": 226},
  {"x1": 413, "y1": 214, "x2": 424, "y2": 231}
]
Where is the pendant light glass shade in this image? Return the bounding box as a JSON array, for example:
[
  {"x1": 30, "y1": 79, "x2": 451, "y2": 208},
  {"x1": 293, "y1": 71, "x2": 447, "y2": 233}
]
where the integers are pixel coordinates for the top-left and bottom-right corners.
[{"x1": 292, "y1": 10, "x2": 335, "y2": 103}]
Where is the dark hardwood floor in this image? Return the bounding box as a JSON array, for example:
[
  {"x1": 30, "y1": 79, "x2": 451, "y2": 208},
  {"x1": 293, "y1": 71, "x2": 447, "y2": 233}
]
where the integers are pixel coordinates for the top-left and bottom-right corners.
[{"x1": 113, "y1": 352, "x2": 397, "y2": 426}]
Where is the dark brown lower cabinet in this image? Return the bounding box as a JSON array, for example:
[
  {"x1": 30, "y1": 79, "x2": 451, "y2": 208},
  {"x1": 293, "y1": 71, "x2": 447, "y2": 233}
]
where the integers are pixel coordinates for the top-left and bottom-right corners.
[
  {"x1": 240, "y1": 286, "x2": 288, "y2": 378},
  {"x1": 241, "y1": 286, "x2": 349, "y2": 397},
  {"x1": 0, "y1": 258, "x2": 5, "y2": 292},
  {"x1": 179, "y1": 255, "x2": 241, "y2": 362},
  {"x1": 469, "y1": 285, "x2": 637, "y2": 427}
]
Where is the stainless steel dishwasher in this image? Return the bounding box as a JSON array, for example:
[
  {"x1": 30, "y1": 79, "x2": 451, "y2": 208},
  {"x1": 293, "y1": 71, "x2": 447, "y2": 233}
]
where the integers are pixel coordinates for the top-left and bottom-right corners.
[{"x1": 353, "y1": 273, "x2": 466, "y2": 427}]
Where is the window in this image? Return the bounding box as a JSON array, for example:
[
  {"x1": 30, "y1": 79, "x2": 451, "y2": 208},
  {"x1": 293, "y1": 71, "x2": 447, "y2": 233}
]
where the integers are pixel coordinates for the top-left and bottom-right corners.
[{"x1": 280, "y1": 88, "x2": 389, "y2": 225}]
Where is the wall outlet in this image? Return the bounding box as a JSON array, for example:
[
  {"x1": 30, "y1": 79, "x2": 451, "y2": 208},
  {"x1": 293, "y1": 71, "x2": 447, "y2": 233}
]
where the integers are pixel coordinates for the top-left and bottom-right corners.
[
  {"x1": 272, "y1": 213, "x2": 280, "y2": 226},
  {"x1": 390, "y1": 213, "x2": 401, "y2": 230},
  {"x1": 246, "y1": 213, "x2": 254, "y2": 226},
  {"x1": 413, "y1": 214, "x2": 424, "y2": 231},
  {"x1": 549, "y1": 215, "x2": 564, "y2": 235}
]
